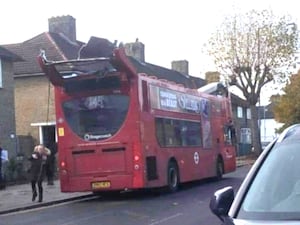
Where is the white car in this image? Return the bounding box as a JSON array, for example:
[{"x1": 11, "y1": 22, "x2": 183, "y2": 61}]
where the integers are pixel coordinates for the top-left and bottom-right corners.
[{"x1": 210, "y1": 124, "x2": 300, "y2": 224}]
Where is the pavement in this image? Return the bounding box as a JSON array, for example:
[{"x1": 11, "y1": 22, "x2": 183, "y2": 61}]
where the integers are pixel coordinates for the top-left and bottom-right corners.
[
  {"x1": 0, "y1": 180, "x2": 94, "y2": 215},
  {"x1": 0, "y1": 156, "x2": 256, "y2": 215}
]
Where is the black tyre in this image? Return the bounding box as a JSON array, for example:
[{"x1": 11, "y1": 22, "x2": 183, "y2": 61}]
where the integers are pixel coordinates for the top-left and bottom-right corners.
[{"x1": 167, "y1": 161, "x2": 179, "y2": 192}]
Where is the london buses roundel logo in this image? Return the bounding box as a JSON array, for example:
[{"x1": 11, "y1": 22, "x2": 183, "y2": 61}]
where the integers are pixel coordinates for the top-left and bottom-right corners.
[{"x1": 194, "y1": 152, "x2": 199, "y2": 164}]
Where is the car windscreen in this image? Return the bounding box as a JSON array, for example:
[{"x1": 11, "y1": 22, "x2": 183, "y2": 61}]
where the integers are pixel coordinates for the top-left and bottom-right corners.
[
  {"x1": 237, "y1": 141, "x2": 300, "y2": 220},
  {"x1": 62, "y1": 95, "x2": 129, "y2": 141}
]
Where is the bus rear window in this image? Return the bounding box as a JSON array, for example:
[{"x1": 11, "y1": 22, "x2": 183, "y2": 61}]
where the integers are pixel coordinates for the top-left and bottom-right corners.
[
  {"x1": 62, "y1": 95, "x2": 129, "y2": 141},
  {"x1": 155, "y1": 118, "x2": 202, "y2": 147},
  {"x1": 64, "y1": 76, "x2": 121, "y2": 93}
]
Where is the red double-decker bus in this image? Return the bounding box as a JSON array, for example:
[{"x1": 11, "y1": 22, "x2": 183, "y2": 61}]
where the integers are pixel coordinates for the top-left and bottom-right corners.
[{"x1": 38, "y1": 47, "x2": 236, "y2": 193}]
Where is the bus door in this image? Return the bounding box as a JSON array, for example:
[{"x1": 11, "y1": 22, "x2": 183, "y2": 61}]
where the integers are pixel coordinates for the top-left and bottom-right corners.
[{"x1": 198, "y1": 116, "x2": 216, "y2": 177}]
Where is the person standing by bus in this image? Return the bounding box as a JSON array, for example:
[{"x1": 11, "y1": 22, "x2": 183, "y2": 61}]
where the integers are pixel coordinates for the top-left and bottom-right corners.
[
  {"x1": 0, "y1": 142, "x2": 8, "y2": 190},
  {"x1": 0, "y1": 143, "x2": 3, "y2": 190},
  {"x1": 45, "y1": 142, "x2": 57, "y2": 185},
  {"x1": 28, "y1": 144, "x2": 51, "y2": 202}
]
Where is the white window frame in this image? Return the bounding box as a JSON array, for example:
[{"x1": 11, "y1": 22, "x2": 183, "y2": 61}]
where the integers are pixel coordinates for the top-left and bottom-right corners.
[
  {"x1": 0, "y1": 58, "x2": 2, "y2": 88},
  {"x1": 246, "y1": 108, "x2": 251, "y2": 119},
  {"x1": 237, "y1": 106, "x2": 243, "y2": 118}
]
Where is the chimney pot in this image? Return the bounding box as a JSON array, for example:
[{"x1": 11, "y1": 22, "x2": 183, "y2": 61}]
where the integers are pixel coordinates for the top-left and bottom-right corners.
[
  {"x1": 205, "y1": 71, "x2": 221, "y2": 83},
  {"x1": 171, "y1": 60, "x2": 189, "y2": 75},
  {"x1": 48, "y1": 15, "x2": 76, "y2": 42},
  {"x1": 124, "y1": 40, "x2": 145, "y2": 62}
]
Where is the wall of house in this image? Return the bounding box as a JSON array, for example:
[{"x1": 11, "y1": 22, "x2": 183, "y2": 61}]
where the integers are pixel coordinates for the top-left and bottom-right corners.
[
  {"x1": 14, "y1": 76, "x2": 55, "y2": 149},
  {"x1": 231, "y1": 101, "x2": 252, "y2": 156},
  {"x1": 0, "y1": 59, "x2": 17, "y2": 158},
  {"x1": 260, "y1": 118, "x2": 283, "y2": 144}
]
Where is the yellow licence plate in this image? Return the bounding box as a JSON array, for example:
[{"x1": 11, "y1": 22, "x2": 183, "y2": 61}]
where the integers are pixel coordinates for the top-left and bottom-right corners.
[{"x1": 91, "y1": 181, "x2": 111, "y2": 189}]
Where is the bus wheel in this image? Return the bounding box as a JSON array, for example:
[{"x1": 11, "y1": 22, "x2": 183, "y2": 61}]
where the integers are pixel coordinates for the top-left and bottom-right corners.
[
  {"x1": 215, "y1": 158, "x2": 224, "y2": 180},
  {"x1": 167, "y1": 162, "x2": 179, "y2": 192}
]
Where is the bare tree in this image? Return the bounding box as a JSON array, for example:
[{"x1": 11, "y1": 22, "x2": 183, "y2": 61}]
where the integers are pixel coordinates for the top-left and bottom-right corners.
[{"x1": 205, "y1": 10, "x2": 298, "y2": 155}]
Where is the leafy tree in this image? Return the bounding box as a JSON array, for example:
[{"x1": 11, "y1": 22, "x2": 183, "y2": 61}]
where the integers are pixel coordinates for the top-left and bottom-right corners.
[
  {"x1": 205, "y1": 9, "x2": 298, "y2": 155},
  {"x1": 273, "y1": 71, "x2": 300, "y2": 132}
]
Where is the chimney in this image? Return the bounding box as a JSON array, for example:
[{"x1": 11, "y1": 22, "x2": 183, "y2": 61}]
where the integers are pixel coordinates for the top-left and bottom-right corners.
[
  {"x1": 205, "y1": 71, "x2": 221, "y2": 83},
  {"x1": 48, "y1": 15, "x2": 76, "y2": 42},
  {"x1": 171, "y1": 60, "x2": 189, "y2": 75},
  {"x1": 124, "y1": 38, "x2": 145, "y2": 62}
]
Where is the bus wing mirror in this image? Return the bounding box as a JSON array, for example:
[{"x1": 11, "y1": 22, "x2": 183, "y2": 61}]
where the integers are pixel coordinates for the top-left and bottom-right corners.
[{"x1": 209, "y1": 186, "x2": 234, "y2": 222}]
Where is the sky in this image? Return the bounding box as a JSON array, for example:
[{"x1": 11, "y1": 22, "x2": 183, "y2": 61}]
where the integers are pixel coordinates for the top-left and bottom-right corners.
[{"x1": 1, "y1": 0, "x2": 300, "y2": 104}]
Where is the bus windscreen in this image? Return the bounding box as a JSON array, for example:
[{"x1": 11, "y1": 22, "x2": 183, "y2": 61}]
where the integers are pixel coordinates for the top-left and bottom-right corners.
[{"x1": 62, "y1": 95, "x2": 129, "y2": 141}]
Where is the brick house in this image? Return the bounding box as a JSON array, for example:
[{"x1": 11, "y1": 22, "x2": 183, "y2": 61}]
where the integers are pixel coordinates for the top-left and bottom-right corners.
[
  {"x1": 258, "y1": 103, "x2": 283, "y2": 147},
  {"x1": 0, "y1": 46, "x2": 21, "y2": 158},
  {"x1": 3, "y1": 16, "x2": 85, "y2": 156}
]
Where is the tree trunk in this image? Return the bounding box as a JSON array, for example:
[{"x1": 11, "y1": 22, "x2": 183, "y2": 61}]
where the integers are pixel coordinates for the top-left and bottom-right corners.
[{"x1": 250, "y1": 104, "x2": 262, "y2": 156}]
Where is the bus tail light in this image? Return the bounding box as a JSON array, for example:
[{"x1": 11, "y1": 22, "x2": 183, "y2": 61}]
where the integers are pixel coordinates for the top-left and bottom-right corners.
[
  {"x1": 134, "y1": 155, "x2": 140, "y2": 162},
  {"x1": 133, "y1": 142, "x2": 141, "y2": 171},
  {"x1": 132, "y1": 142, "x2": 143, "y2": 188},
  {"x1": 60, "y1": 160, "x2": 68, "y2": 175},
  {"x1": 134, "y1": 154, "x2": 140, "y2": 170}
]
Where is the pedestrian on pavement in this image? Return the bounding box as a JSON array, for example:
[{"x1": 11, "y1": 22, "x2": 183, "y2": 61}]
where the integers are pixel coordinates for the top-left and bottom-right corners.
[
  {"x1": 28, "y1": 144, "x2": 51, "y2": 202},
  {"x1": 0, "y1": 143, "x2": 3, "y2": 190},
  {"x1": 45, "y1": 142, "x2": 57, "y2": 185}
]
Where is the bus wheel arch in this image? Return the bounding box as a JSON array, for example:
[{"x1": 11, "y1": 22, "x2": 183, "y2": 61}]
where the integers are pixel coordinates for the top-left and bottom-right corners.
[
  {"x1": 215, "y1": 155, "x2": 224, "y2": 180},
  {"x1": 166, "y1": 159, "x2": 180, "y2": 192}
]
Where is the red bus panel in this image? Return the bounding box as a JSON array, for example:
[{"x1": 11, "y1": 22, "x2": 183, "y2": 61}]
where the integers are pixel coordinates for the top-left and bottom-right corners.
[{"x1": 37, "y1": 47, "x2": 236, "y2": 193}]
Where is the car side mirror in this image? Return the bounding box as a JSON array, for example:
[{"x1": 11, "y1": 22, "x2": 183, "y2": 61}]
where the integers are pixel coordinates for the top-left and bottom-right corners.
[{"x1": 210, "y1": 186, "x2": 234, "y2": 222}]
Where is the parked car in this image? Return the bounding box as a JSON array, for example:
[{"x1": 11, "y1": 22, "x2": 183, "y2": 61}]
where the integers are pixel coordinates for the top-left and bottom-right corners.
[{"x1": 210, "y1": 124, "x2": 300, "y2": 224}]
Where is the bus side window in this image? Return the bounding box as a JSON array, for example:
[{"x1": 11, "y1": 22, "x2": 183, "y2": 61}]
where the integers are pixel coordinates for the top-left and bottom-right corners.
[
  {"x1": 142, "y1": 80, "x2": 149, "y2": 111},
  {"x1": 155, "y1": 118, "x2": 165, "y2": 146},
  {"x1": 155, "y1": 118, "x2": 202, "y2": 147}
]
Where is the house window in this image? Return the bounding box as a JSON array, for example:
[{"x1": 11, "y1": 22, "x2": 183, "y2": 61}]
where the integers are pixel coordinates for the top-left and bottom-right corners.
[
  {"x1": 240, "y1": 128, "x2": 251, "y2": 144},
  {"x1": 237, "y1": 106, "x2": 243, "y2": 118},
  {"x1": 0, "y1": 58, "x2": 2, "y2": 88},
  {"x1": 246, "y1": 108, "x2": 251, "y2": 119}
]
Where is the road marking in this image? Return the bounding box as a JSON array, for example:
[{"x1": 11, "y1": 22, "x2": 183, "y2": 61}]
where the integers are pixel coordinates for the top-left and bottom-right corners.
[{"x1": 149, "y1": 213, "x2": 183, "y2": 225}]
